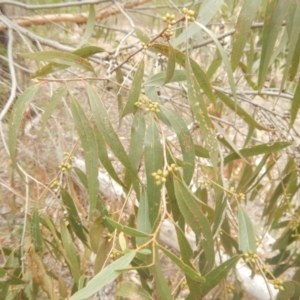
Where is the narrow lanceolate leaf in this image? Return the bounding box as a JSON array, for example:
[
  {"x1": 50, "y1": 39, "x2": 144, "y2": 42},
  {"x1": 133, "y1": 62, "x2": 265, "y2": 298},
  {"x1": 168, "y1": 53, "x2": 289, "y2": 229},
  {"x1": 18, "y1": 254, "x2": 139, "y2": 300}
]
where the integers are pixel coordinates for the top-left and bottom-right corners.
[
  {"x1": 280, "y1": 3, "x2": 300, "y2": 92},
  {"x1": 145, "y1": 70, "x2": 186, "y2": 87},
  {"x1": 231, "y1": 0, "x2": 260, "y2": 71},
  {"x1": 40, "y1": 85, "x2": 67, "y2": 135},
  {"x1": 160, "y1": 106, "x2": 195, "y2": 184},
  {"x1": 70, "y1": 251, "x2": 136, "y2": 300},
  {"x1": 194, "y1": 21, "x2": 237, "y2": 103},
  {"x1": 174, "y1": 176, "x2": 215, "y2": 272},
  {"x1": 128, "y1": 111, "x2": 146, "y2": 170},
  {"x1": 79, "y1": 4, "x2": 96, "y2": 47},
  {"x1": 60, "y1": 188, "x2": 88, "y2": 245},
  {"x1": 28, "y1": 251, "x2": 60, "y2": 300},
  {"x1": 19, "y1": 51, "x2": 96, "y2": 74},
  {"x1": 290, "y1": 77, "x2": 300, "y2": 128},
  {"x1": 258, "y1": 0, "x2": 292, "y2": 90},
  {"x1": 60, "y1": 219, "x2": 81, "y2": 283},
  {"x1": 163, "y1": 45, "x2": 176, "y2": 84},
  {"x1": 289, "y1": 34, "x2": 300, "y2": 81},
  {"x1": 134, "y1": 27, "x2": 150, "y2": 44},
  {"x1": 172, "y1": 0, "x2": 223, "y2": 46},
  {"x1": 154, "y1": 247, "x2": 172, "y2": 300},
  {"x1": 87, "y1": 84, "x2": 140, "y2": 196},
  {"x1": 174, "y1": 223, "x2": 193, "y2": 261},
  {"x1": 105, "y1": 217, "x2": 151, "y2": 238},
  {"x1": 224, "y1": 141, "x2": 291, "y2": 165},
  {"x1": 122, "y1": 59, "x2": 144, "y2": 118},
  {"x1": 32, "y1": 46, "x2": 105, "y2": 78},
  {"x1": 201, "y1": 256, "x2": 240, "y2": 296},
  {"x1": 238, "y1": 206, "x2": 256, "y2": 253},
  {"x1": 8, "y1": 84, "x2": 40, "y2": 172},
  {"x1": 124, "y1": 112, "x2": 145, "y2": 188},
  {"x1": 136, "y1": 188, "x2": 152, "y2": 246},
  {"x1": 69, "y1": 94, "x2": 99, "y2": 218},
  {"x1": 185, "y1": 55, "x2": 218, "y2": 174},
  {"x1": 144, "y1": 117, "x2": 163, "y2": 227},
  {"x1": 216, "y1": 90, "x2": 269, "y2": 131},
  {"x1": 31, "y1": 208, "x2": 43, "y2": 252},
  {"x1": 116, "y1": 282, "x2": 152, "y2": 300},
  {"x1": 151, "y1": 43, "x2": 216, "y2": 105},
  {"x1": 157, "y1": 244, "x2": 205, "y2": 283}
]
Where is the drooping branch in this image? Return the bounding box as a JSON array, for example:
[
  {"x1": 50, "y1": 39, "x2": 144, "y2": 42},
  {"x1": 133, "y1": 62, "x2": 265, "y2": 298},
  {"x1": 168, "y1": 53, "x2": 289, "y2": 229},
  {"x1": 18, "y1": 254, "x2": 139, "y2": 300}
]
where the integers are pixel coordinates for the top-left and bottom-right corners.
[{"x1": 0, "y1": 0, "x2": 151, "y2": 31}]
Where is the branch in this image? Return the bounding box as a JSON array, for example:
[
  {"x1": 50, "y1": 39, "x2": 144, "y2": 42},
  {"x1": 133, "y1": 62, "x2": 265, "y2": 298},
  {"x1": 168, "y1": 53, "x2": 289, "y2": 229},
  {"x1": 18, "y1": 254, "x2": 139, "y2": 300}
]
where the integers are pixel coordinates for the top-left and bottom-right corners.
[{"x1": 0, "y1": 0, "x2": 151, "y2": 31}]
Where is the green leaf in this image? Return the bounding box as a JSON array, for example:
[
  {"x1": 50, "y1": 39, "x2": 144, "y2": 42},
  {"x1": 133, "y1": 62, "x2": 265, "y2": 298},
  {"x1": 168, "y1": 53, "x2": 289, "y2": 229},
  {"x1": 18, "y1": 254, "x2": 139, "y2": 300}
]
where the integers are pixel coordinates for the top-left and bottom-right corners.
[
  {"x1": 60, "y1": 188, "x2": 88, "y2": 245},
  {"x1": 174, "y1": 223, "x2": 193, "y2": 261},
  {"x1": 116, "y1": 281, "x2": 152, "y2": 300},
  {"x1": 201, "y1": 256, "x2": 240, "y2": 296},
  {"x1": 160, "y1": 106, "x2": 195, "y2": 184},
  {"x1": 172, "y1": 0, "x2": 223, "y2": 46},
  {"x1": 194, "y1": 144, "x2": 210, "y2": 158},
  {"x1": 60, "y1": 219, "x2": 81, "y2": 283},
  {"x1": 276, "y1": 281, "x2": 296, "y2": 300},
  {"x1": 279, "y1": 3, "x2": 300, "y2": 92},
  {"x1": 70, "y1": 251, "x2": 136, "y2": 300},
  {"x1": 157, "y1": 244, "x2": 205, "y2": 283},
  {"x1": 231, "y1": 0, "x2": 260, "y2": 71},
  {"x1": 105, "y1": 217, "x2": 151, "y2": 238},
  {"x1": 32, "y1": 46, "x2": 105, "y2": 78},
  {"x1": 258, "y1": 0, "x2": 292, "y2": 90},
  {"x1": 224, "y1": 141, "x2": 291, "y2": 165},
  {"x1": 144, "y1": 117, "x2": 163, "y2": 227},
  {"x1": 163, "y1": 45, "x2": 176, "y2": 84},
  {"x1": 31, "y1": 207, "x2": 43, "y2": 252},
  {"x1": 79, "y1": 5, "x2": 96, "y2": 47},
  {"x1": 185, "y1": 54, "x2": 218, "y2": 174},
  {"x1": 144, "y1": 70, "x2": 186, "y2": 87},
  {"x1": 134, "y1": 27, "x2": 150, "y2": 44},
  {"x1": 40, "y1": 85, "x2": 66, "y2": 135},
  {"x1": 289, "y1": 34, "x2": 300, "y2": 81},
  {"x1": 8, "y1": 84, "x2": 40, "y2": 173},
  {"x1": 151, "y1": 43, "x2": 216, "y2": 105},
  {"x1": 194, "y1": 21, "x2": 237, "y2": 103},
  {"x1": 89, "y1": 217, "x2": 105, "y2": 253},
  {"x1": 69, "y1": 94, "x2": 99, "y2": 218},
  {"x1": 87, "y1": 84, "x2": 140, "y2": 196},
  {"x1": 136, "y1": 188, "x2": 152, "y2": 246},
  {"x1": 216, "y1": 90, "x2": 269, "y2": 131},
  {"x1": 238, "y1": 205, "x2": 256, "y2": 253},
  {"x1": 290, "y1": 76, "x2": 300, "y2": 128},
  {"x1": 94, "y1": 238, "x2": 113, "y2": 274},
  {"x1": 154, "y1": 247, "x2": 172, "y2": 300},
  {"x1": 20, "y1": 51, "x2": 96, "y2": 74},
  {"x1": 127, "y1": 111, "x2": 146, "y2": 172},
  {"x1": 174, "y1": 176, "x2": 215, "y2": 273},
  {"x1": 122, "y1": 59, "x2": 144, "y2": 118},
  {"x1": 95, "y1": 127, "x2": 124, "y2": 187}
]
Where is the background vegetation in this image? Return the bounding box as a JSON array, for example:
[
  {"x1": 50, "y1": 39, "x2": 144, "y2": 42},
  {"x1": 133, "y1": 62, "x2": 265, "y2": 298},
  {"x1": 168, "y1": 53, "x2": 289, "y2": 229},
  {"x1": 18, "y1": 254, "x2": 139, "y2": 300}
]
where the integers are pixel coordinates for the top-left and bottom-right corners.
[{"x1": 1, "y1": 0, "x2": 300, "y2": 299}]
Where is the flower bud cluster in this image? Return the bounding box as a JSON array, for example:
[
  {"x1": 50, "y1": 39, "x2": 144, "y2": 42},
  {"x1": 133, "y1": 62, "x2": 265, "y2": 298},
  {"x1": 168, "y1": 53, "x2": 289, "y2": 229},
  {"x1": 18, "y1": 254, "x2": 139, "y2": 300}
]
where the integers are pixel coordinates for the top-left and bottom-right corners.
[
  {"x1": 59, "y1": 152, "x2": 74, "y2": 172},
  {"x1": 152, "y1": 164, "x2": 179, "y2": 185},
  {"x1": 273, "y1": 279, "x2": 285, "y2": 291},
  {"x1": 162, "y1": 13, "x2": 176, "y2": 24},
  {"x1": 50, "y1": 180, "x2": 60, "y2": 189},
  {"x1": 161, "y1": 13, "x2": 176, "y2": 39},
  {"x1": 243, "y1": 250, "x2": 257, "y2": 263},
  {"x1": 141, "y1": 42, "x2": 153, "y2": 50},
  {"x1": 182, "y1": 7, "x2": 195, "y2": 22},
  {"x1": 135, "y1": 97, "x2": 160, "y2": 113}
]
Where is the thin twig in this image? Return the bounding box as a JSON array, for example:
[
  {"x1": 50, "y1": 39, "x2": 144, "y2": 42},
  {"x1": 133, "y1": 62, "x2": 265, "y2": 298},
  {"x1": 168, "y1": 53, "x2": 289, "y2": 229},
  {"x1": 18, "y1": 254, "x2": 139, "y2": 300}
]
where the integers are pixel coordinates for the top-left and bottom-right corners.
[
  {"x1": 0, "y1": 0, "x2": 110, "y2": 10},
  {"x1": 0, "y1": 26, "x2": 17, "y2": 121}
]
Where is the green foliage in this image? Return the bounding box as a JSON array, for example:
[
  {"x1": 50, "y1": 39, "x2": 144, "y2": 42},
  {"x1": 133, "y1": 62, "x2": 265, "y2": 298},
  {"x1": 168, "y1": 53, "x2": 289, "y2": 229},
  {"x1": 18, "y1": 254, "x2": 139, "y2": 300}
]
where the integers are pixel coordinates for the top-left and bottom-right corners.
[{"x1": 3, "y1": 1, "x2": 300, "y2": 299}]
